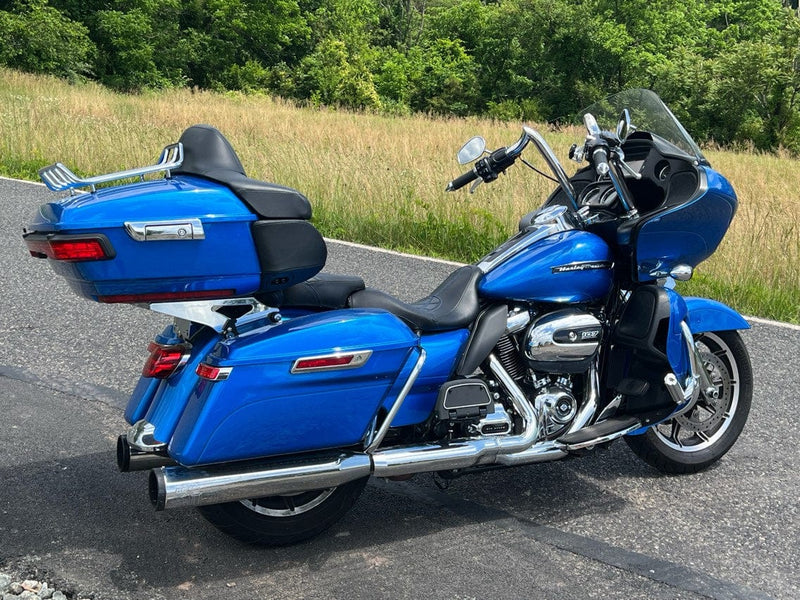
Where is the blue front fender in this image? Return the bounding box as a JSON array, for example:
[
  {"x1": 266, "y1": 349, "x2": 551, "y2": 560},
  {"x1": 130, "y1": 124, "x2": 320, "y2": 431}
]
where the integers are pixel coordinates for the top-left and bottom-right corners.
[{"x1": 684, "y1": 297, "x2": 750, "y2": 334}]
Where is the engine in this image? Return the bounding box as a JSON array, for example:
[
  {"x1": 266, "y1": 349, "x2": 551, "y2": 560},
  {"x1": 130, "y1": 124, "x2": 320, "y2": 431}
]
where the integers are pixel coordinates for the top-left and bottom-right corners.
[
  {"x1": 433, "y1": 307, "x2": 604, "y2": 442},
  {"x1": 490, "y1": 307, "x2": 604, "y2": 439}
]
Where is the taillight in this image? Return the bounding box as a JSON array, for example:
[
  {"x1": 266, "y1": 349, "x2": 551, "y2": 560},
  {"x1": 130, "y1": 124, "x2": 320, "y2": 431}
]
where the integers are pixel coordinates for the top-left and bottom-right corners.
[
  {"x1": 25, "y1": 234, "x2": 114, "y2": 261},
  {"x1": 196, "y1": 363, "x2": 233, "y2": 381},
  {"x1": 143, "y1": 342, "x2": 191, "y2": 379},
  {"x1": 98, "y1": 289, "x2": 235, "y2": 304}
]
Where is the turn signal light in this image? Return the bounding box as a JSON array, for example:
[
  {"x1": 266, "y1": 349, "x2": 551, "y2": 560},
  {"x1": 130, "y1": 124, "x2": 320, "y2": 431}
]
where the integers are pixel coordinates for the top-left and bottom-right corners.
[
  {"x1": 143, "y1": 342, "x2": 191, "y2": 379},
  {"x1": 196, "y1": 363, "x2": 233, "y2": 381}
]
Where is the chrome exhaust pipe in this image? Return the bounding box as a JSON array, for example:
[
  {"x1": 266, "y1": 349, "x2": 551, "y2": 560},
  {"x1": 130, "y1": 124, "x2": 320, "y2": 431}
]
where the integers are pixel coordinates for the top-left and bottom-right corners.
[
  {"x1": 371, "y1": 354, "x2": 542, "y2": 478},
  {"x1": 150, "y1": 453, "x2": 372, "y2": 510},
  {"x1": 117, "y1": 435, "x2": 176, "y2": 472}
]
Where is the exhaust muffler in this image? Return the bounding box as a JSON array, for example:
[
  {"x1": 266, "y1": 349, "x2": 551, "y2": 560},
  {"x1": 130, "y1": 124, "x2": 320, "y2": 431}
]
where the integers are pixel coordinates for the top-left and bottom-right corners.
[{"x1": 149, "y1": 453, "x2": 372, "y2": 510}]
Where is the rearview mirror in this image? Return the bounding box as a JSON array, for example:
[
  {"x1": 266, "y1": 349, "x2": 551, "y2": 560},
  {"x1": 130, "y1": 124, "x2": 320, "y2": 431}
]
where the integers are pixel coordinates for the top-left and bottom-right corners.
[
  {"x1": 457, "y1": 136, "x2": 486, "y2": 164},
  {"x1": 616, "y1": 109, "x2": 632, "y2": 142}
]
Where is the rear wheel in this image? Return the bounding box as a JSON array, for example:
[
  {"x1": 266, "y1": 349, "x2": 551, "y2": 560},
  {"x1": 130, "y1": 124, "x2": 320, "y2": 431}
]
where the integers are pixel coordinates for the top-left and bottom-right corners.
[
  {"x1": 198, "y1": 477, "x2": 368, "y2": 546},
  {"x1": 625, "y1": 330, "x2": 752, "y2": 474}
]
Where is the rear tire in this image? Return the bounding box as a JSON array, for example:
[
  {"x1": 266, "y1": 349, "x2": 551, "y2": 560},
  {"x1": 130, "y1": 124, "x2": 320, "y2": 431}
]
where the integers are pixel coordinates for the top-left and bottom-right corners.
[
  {"x1": 625, "y1": 330, "x2": 752, "y2": 474},
  {"x1": 198, "y1": 477, "x2": 368, "y2": 546}
]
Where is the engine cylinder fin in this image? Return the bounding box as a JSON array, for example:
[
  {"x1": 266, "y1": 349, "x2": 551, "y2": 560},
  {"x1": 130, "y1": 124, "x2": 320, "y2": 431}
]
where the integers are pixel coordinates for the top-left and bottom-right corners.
[{"x1": 495, "y1": 335, "x2": 526, "y2": 380}]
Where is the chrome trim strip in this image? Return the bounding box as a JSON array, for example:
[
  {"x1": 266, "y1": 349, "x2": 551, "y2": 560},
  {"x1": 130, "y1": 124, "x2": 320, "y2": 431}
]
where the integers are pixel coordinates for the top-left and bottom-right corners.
[
  {"x1": 477, "y1": 221, "x2": 567, "y2": 274},
  {"x1": 125, "y1": 218, "x2": 205, "y2": 242},
  {"x1": 291, "y1": 350, "x2": 373, "y2": 374},
  {"x1": 364, "y1": 348, "x2": 426, "y2": 453},
  {"x1": 39, "y1": 143, "x2": 183, "y2": 193}
]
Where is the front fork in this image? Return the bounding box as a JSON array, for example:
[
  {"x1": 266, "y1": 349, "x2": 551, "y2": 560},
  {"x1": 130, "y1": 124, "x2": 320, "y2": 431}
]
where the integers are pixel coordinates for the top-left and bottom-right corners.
[{"x1": 663, "y1": 321, "x2": 718, "y2": 418}]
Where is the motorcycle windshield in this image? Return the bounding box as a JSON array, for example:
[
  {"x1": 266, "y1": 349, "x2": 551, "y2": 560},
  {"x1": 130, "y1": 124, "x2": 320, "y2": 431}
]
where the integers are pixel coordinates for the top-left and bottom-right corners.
[{"x1": 579, "y1": 89, "x2": 706, "y2": 163}]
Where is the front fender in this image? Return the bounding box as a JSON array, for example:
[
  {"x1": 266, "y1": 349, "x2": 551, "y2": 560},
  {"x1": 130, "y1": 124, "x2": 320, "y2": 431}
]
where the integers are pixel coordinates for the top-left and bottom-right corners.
[{"x1": 684, "y1": 297, "x2": 750, "y2": 334}]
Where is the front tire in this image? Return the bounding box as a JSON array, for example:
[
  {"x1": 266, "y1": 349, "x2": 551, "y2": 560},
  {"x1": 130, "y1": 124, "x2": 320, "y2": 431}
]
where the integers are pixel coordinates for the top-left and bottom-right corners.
[
  {"x1": 198, "y1": 477, "x2": 368, "y2": 546},
  {"x1": 625, "y1": 330, "x2": 752, "y2": 474}
]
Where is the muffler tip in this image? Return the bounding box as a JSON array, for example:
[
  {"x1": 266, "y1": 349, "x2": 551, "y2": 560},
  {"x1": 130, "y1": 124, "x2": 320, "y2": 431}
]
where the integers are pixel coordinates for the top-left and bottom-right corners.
[
  {"x1": 148, "y1": 469, "x2": 167, "y2": 511},
  {"x1": 116, "y1": 435, "x2": 132, "y2": 472}
]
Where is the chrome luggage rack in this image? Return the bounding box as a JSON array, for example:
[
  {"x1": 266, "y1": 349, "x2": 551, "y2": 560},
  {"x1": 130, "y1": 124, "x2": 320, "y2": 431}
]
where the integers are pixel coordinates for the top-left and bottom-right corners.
[{"x1": 38, "y1": 143, "x2": 183, "y2": 193}]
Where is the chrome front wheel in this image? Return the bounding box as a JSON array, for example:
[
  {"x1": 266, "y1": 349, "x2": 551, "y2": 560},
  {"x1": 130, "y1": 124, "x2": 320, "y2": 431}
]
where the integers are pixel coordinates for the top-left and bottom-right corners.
[{"x1": 625, "y1": 331, "x2": 752, "y2": 474}]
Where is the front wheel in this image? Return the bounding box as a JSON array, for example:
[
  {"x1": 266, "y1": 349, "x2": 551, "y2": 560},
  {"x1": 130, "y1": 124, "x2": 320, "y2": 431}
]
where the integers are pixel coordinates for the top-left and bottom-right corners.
[
  {"x1": 625, "y1": 330, "x2": 752, "y2": 474},
  {"x1": 198, "y1": 477, "x2": 368, "y2": 546}
]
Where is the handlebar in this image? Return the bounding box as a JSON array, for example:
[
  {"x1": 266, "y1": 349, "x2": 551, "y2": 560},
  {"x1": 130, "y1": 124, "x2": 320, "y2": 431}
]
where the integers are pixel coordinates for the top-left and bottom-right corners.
[{"x1": 446, "y1": 126, "x2": 578, "y2": 209}]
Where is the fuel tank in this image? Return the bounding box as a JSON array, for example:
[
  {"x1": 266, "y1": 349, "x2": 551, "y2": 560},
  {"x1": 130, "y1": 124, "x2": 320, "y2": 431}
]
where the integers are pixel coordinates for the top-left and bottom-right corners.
[{"x1": 478, "y1": 229, "x2": 613, "y2": 303}]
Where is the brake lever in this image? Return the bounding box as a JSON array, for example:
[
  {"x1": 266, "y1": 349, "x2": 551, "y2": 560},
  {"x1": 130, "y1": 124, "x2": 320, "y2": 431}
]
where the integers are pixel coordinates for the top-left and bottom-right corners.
[
  {"x1": 469, "y1": 179, "x2": 483, "y2": 194},
  {"x1": 614, "y1": 149, "x2": 642, "y2": 180}
]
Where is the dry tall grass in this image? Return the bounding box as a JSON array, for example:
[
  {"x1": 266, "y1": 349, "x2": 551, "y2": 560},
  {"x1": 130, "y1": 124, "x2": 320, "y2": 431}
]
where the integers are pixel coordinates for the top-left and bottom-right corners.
[{"x1": 2, "y1": 69, "x2": 797, "y2": 322}]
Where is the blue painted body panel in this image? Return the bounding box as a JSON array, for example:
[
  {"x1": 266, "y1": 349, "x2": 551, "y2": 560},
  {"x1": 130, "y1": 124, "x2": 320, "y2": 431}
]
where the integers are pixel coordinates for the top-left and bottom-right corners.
[
  {"x1": 631, "y1": 167, "x2": 737, "y2": 282},
  {"x1": 168, "y1": 309, "x2": 420, "y2": 465},
  {"x1": 685, "y1": 297, "x2": 750, "y2": 333},
  {"x1": 478, "y1": 230, "x2": 613, "y2": 303},
  {"x1": 124, "y1": 376, "x2": 163, "y2": 425},
  {"x1": 28, "y1": 176, "x2": 262, "y2": 300},
  {"x1": 390, "y1": 328, "x2": 470, "y2": 426}
]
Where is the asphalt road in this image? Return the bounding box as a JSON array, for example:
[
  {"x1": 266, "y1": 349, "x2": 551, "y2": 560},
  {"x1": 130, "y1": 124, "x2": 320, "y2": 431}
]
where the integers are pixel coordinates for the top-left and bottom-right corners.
[{"x1": 1, "y1": 177, "x2": 798, "y2": 600}]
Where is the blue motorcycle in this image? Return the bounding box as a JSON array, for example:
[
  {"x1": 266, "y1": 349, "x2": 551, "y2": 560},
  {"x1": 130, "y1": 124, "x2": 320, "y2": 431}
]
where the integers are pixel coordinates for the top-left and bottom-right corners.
[{"x1": 24, "y1": 89, "x2": 751, "y2": 545}]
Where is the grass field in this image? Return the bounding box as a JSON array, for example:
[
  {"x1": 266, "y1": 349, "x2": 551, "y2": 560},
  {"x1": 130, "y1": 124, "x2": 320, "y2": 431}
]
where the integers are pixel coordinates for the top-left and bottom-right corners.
[{"x1": 2, "y1": 69, "x2": 798, "y2": 323}]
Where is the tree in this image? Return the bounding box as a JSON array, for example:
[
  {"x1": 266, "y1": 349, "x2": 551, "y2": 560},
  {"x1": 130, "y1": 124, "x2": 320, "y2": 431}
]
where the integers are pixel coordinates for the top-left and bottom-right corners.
[{"x1": 0, "y1": 0, "x2": 95, "y2": 79}]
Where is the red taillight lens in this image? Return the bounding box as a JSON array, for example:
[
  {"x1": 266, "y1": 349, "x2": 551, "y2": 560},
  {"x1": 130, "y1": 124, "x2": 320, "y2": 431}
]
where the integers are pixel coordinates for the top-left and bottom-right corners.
[
  {"x1": 196, "y1": 363, "x2": 232, "y2": 381},
  {"x1": 25, "y1": 234, "x2": 113, "y2": 261},
  {"x1": 143, "y1": 342, "x2": 191, "y2": 379},
  {"x1": 98, "y1": 289, "x2": 235, "y2": 304}
]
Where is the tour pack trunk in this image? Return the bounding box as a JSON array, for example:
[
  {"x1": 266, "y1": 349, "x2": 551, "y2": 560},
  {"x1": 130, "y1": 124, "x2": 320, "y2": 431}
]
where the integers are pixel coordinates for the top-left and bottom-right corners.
[{"x1": 24, "y1": 125, "x2": 327, "y2": 304}]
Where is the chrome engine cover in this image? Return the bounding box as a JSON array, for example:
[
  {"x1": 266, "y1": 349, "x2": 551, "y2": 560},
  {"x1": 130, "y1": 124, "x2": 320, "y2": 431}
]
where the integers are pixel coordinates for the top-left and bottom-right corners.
[
  {"x1": 524, "y1": 309, "x2": 602, "y2": 373},
  {"x1": 534, "y1": 381, "x2": 578, "y2": 438}
]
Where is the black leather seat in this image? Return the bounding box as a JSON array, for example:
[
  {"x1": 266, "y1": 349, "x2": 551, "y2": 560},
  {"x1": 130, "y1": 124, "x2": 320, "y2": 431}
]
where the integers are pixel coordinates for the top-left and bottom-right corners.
[
  {"x1": 173, "y1": 124, "x2": 312, "y2": 220},
  {"x1": 258, "y1": 273, "x2": 366, "y2": 309},
  {"x1": 348, "y1": 266, "x2": 483, "y2": 332}
]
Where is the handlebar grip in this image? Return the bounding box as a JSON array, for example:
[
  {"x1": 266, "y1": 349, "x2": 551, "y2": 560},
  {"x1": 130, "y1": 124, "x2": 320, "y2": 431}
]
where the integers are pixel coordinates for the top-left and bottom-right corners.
[
  {"x1": 592, "y1": 146, "x2": 610, "y2": 177},
  {"x1": 446, "y1": 167, "x2": 479, "y2": 192}
]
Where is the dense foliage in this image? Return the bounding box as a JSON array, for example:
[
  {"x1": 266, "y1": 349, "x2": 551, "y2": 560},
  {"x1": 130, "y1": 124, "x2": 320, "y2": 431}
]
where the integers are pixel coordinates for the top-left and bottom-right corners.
[{"x1": 2, "y1": 0, "x2": 800, "y2": 151}]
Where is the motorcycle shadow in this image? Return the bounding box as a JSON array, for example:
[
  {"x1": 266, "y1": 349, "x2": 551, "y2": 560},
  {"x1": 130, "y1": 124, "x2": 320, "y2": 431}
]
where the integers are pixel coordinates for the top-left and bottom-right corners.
[{"x1": 0, "y1": 442, "x2": 654, "y2": 594}]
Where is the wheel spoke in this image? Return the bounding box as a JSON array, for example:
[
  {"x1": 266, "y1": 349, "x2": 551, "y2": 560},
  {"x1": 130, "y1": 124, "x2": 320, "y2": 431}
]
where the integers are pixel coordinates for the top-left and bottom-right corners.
[
  {"x1": 696, "y1": 430, "x2": 711, "y2": 443},
  {"x1": 670, "y1": 421, "x2": 683, "y2": 447},
  {"x1": 284, "y1": 496, "x2": 297, "y2": 512}
]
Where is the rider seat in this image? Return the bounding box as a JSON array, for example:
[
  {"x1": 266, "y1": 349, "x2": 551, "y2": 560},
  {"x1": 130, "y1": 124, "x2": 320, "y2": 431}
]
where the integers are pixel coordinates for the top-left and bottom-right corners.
[{"x1": 348, "y1": 265, "x2": 483, "y2": 332}]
